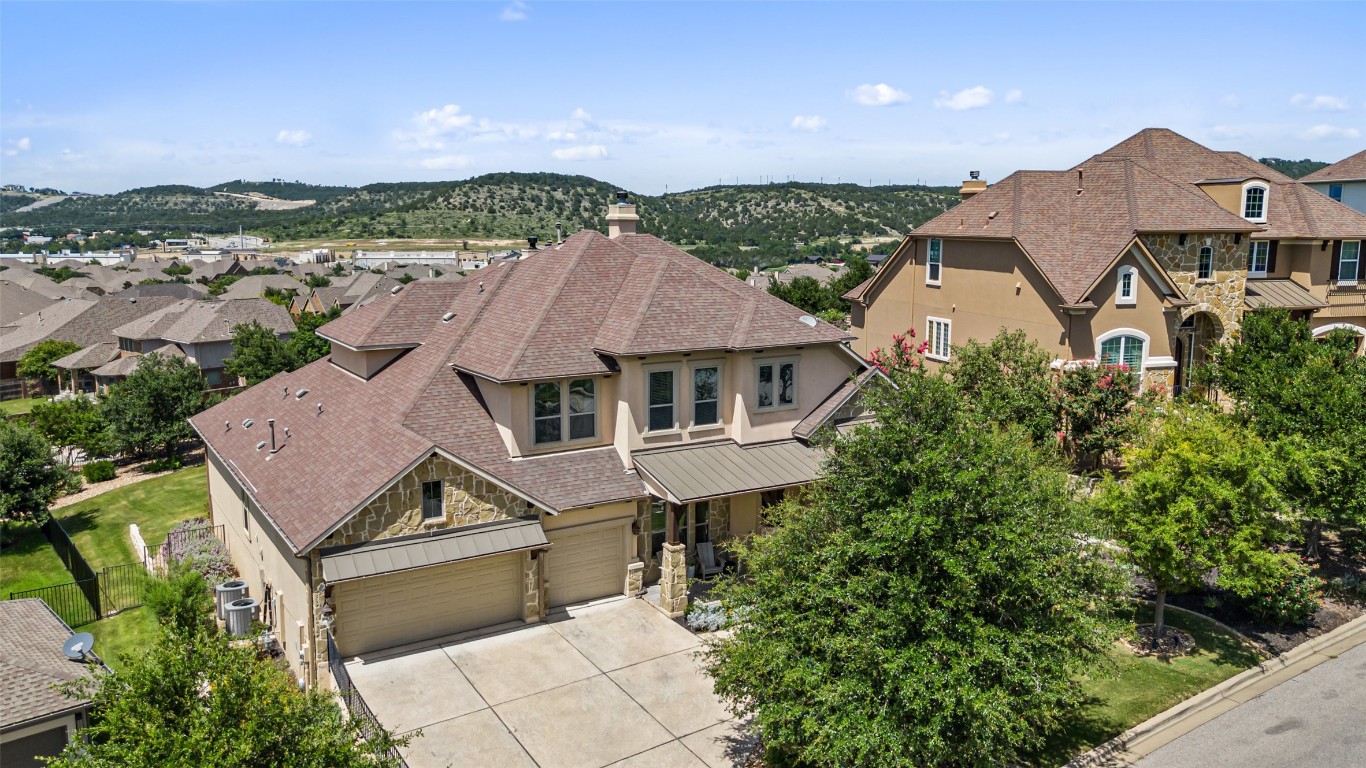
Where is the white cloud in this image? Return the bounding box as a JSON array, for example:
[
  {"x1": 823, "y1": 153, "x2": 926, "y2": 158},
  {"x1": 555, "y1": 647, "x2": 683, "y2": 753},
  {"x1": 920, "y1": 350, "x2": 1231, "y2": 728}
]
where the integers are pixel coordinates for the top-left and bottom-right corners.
[
  {"x1": 552, "y1": 144, "x2": 608, "y2": 161},
  {"x1": 1219, "y1": 94, "x2": 1241, "y2": 108},
  {"x1": 1291, "y1": 93, "x2": 1348, "y2": 112},
  {"x1": 572, "y1": 107, "x2": 592, "y2": 121},
  {"x1": 1301, "y1": 124, "x2": 1362, "y2": 140},
  {"x1": 499, "y1": 1, "x2": 528, "y2": 21},
  {"x1": 3, "y1": 136, "x2": 31, "y2": 156},
  {"x1": 850, "y1": 83, "x2": 910, "y2": 107},
  {"x1": 275, "y1": 129, "x2": 312, "y2": 147},
  {"x1": 415, "y1": 104, "x2": 473, "y2": 132},
  {"x1": 934, "y1": 86, "x2": 994, "y2": 111},
  {"x1": 1004, "y1": 89, "x2": 1024, "y2": 105},
  {"x1": 790, "y1": 115, "x2": 827, "y2": 132},
  {"x1": 419, "y1": 154, "x2": 472, "y2": 170},
  {"x1": 546, "y1": 130, "x2": 578, "y2": 142}
]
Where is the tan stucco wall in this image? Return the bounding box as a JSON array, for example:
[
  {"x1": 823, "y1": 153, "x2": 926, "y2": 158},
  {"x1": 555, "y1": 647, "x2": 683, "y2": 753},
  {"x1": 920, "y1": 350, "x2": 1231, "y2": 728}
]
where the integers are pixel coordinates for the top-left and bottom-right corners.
[
  {"x1": 1196, "y1": 182, "x2": 1244, "y2": 217},
  {"x1": 728, "y1": 492, "x2": 760, "y2": 537},
  {"x1": 498, "y1": 375, "x2": 620, "y2": 458},
  {"x1": 206, "y1": 449, "x2": 312, "y2": 685},
  {"x1": 1074, "y1": 250, "x2": 1178, "y2": 361},
  {"x1": 541, "y1": 501, "x2": 636, "y2": 532},
  {"x1": 328, "y1": 346, "x2": 405, "y2": 379}
]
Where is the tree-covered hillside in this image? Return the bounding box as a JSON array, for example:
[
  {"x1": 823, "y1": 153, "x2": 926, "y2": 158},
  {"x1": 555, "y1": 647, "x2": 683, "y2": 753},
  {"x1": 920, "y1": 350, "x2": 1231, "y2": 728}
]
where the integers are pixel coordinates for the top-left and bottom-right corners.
[
  {"x1": 208, "y1": 180, "x2": 353, "y2": 203},
  {"x1": 1258, "y1": 157, "x2": 1330, "y2": 179}
]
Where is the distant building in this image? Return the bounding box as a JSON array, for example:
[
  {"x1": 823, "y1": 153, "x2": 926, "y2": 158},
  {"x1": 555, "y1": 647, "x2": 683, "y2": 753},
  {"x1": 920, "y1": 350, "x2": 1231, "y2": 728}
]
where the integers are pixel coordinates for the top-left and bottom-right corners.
[{"x1": 1301, "y1": 150, "x2": 1366, "y2": 216}]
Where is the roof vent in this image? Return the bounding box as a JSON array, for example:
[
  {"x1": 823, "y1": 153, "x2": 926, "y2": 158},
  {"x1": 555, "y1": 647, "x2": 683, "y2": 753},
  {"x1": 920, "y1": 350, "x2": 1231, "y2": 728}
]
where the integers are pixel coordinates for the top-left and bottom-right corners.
[
  {"x1": 442, "y1": 311, "x2": 456, "y2": 323},
  {"x1": 798, "y1": 314, "x2": 818, "y2": 327},
  {"x1": 317, "y1": 402, "x2": 323, "y2": 415},
  {"x1": 527, "y1": 236, "x2": 538, "y2": 250},
  {"x1": 391, "y1": 285, "x2": 403, "y2": 295},
  {"x1": 242, "y1": 418, "x2": 254, "y2": 428},
  {"x1": 615, "y1": 190, "x2": 629, "y2": 205},
  {"x1": 969, "y1": 170, "x2": 980, "y2": 180},
  {"x1": 295, "y1": 388, "x2": 308, "y2": 399},
  {"x1": 255, "y1": 440, "x2": 267, "y2": 451}
]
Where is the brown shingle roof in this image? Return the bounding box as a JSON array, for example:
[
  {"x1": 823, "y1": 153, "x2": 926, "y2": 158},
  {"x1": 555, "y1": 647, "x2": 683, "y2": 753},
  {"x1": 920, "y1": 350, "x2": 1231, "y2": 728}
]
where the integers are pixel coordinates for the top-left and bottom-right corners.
[
  {"x1": 193, "y1": 231, "x2": 853, "y2": 552},
  {"x1": 51, "y1": 341, "x2": 120, "y2": 370},
  {"x1": 0, "y1": 295, "x2": 180, "y2": 364},
  {"x1": 0, "y1": 599, "x2": 98, "y2": 729},
  {"x1": 0, "y1": 279, "x2": 60, "y2": 327},
  {"x1": 113, "y1": 298, "x2": 294, "y2": 343},
  {"x1": 1293, "y1": 150, "x2": 1366, "y2": 183}
]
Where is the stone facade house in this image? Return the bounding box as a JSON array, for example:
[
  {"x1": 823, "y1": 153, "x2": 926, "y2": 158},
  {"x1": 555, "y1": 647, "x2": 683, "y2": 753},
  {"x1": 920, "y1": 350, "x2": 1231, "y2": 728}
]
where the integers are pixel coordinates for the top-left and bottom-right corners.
[
  {"x1": 189, "y1": 199, "x2": 870, "y2": 690},
  {"x1": 847, "y1": 128, "x2": 1366, "y2": 391}
]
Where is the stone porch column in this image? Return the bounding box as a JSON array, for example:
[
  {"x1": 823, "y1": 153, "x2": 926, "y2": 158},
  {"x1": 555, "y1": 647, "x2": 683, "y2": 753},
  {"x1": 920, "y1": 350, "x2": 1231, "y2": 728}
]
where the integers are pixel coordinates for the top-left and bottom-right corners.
[{"x1": 657, "y1": 543, "x2": 688, "y2": 617}]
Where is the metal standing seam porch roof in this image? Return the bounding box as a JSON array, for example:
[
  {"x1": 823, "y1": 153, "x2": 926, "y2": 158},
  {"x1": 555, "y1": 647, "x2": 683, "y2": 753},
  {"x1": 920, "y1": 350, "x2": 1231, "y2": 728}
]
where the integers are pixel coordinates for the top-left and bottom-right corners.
[
  {"x1": 1243, "y1": 279, "x2": 1330, "y2": 311},
  {"x1": 319, "y1": 517, "x2": 548, "y2": 583},
  {"x1": 632, "y1": 439, "x2": 825, "y2": 504}
]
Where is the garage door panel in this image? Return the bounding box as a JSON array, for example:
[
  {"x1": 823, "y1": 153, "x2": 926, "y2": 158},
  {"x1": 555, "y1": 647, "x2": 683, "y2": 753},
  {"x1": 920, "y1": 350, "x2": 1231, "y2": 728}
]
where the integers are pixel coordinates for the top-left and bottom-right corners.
[
  {"x1": 546, "y1": 522, "x2": 628, "y2": 608},
  {"x1": 334, "y1": 554, "x2": 521, "y2": 656}
]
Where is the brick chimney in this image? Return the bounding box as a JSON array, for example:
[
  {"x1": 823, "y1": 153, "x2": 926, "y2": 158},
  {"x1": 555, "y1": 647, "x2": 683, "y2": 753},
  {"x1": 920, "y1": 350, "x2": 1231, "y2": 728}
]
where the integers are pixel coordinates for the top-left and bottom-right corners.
[
  {"x1": 605, "y1": 191, "x2": 639, "y2": 238},
  {"x1": 959, "y1": 170, "x2": 987, "y2": 201}
]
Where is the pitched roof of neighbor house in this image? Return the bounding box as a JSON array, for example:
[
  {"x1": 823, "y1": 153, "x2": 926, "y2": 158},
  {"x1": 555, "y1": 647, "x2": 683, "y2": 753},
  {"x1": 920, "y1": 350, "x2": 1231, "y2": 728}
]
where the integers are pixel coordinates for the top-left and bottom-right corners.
[
  {"x1": 92, "y1": 346, "x2": 185, "y2": 378},
  {"x1": 0, "y1": 599, "x2": 98, "y2": 730},
  {"x1": 112, "y1": 298, "x2": 294, "y2": 343},
  {"x1": 218, "y1": 274, "x2": 303, "y2": 300},
  {"x1": 51, "y1": 341, "x2": 120, "y2": 370},
  {"x1": 0, "y1": 279, "x2": 61, "y2": 327},
  {"x1": 113, "y1": 282, "x2": 206, "y2": 300},
  {"x1": 0, "y1": 295, "x2": 180, "y2": 364},
  {"x1": 193, "y1": 231, "x2": 852, "y2": 552},
  {"x1": 1301, "y1": 150, "x2": 1366, "y2": 183}
]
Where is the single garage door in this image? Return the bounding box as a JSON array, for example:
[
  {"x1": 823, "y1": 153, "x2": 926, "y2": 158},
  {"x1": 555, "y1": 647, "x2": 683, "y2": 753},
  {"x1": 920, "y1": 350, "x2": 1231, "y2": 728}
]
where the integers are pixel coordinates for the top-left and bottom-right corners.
[
  {"x1": 546, "y1": 521, "x2": 628, "y2": 608},
  {"x1": 1, "y1": 725, "x2": 69, "y2": 768},
  {"x1": 333, "y1": 553, "x2": 522, "y2": 656}
]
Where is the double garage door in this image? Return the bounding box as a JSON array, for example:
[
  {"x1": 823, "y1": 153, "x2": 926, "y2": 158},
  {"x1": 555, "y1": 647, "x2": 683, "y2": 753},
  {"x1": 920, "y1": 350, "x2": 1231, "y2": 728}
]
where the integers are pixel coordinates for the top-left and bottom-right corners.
[
  {"x1": 545, "y1": 521, "x2": 629, "y2": 608},
  {"x1": 333, "y1": 554, "x2": 523, "y2": 656}
]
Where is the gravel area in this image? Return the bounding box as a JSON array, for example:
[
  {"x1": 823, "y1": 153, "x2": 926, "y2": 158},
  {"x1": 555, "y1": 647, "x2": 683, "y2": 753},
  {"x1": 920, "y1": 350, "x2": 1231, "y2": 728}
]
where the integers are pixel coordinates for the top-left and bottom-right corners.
[{"x1": 52, "y1": 450, "x2": 204, "y2": 510}]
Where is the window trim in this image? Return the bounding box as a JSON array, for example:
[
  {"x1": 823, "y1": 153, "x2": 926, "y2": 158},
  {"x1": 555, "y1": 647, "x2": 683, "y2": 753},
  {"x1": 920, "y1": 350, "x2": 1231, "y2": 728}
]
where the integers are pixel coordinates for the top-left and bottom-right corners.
[
  {"x1": 1116, "y1": 265, "x2": 1138, "y2": 306},
  {"x1": 754, "y1": 356, "x2": 800, "y2": 412},
  {"x1": 1247, "y1": 241, "x2": 1270, "y2": 278},
  {"x1": 421, "y1": 479, "x2": 444, "y2": 521},
  {"x1": 1241, "y1": 181, "x2": 1269, "y2": 223},
  {"x1": 925, "y1": 316, "x2": 952, "y2": 362},
  {"x1": 925, "y1": 238, "x2": 943, "y2": 286},
  {"x1": 530, "y1": 378, "x2": 599, "y2": 447},
  {"x1": 1339, "y1": 240, "x2": 1361, "y2": 286},
  {"x1": 687, "y1": 360, "x2": 724, "y2": 430},
  {"x1": 1197, "y1": 245, "x2": 1214, "y2": 281},
  {"x1": 643, "y1": 364, "x2": 681, "y2": 433}
]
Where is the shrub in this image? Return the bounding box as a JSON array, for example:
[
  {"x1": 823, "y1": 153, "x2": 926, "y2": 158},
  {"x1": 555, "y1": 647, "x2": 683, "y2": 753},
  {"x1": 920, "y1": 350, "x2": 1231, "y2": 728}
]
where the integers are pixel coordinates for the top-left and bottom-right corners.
[
  {"x1": 1243, "y1": 558, "x2": 1324, "y2": 625},
  {"x1": 82, "y1": 460, "x2": 116, "y2": 483},
  {"x1": 144, "y1": 562, "x2": 213, "y2": 635},
  {"x1": 1328, "y1": 573, "x2": 1366, "y2": 602},
  {"x1": 144, "y1": 457, "x2": 182, "y2": 473},
  {"x1": 162, "y1": 518, "x2": 235, "y2": 583},
  {"x1": 685, "y1": 600, "x2": 729, "y2": 633}
]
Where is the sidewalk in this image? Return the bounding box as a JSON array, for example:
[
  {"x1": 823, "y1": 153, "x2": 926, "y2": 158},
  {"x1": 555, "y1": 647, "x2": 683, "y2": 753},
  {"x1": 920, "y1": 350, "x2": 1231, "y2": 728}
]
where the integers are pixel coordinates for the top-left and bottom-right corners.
[{"x1": 1065, "y1": 612, "x2": 1366, "y2": 767}]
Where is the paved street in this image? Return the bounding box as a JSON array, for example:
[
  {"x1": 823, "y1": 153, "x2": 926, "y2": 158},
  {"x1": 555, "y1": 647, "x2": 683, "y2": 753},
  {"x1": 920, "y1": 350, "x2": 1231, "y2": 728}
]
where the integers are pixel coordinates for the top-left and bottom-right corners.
[{"x1": 1137, "y1": 640, "x2": 1366, "y2": 768}]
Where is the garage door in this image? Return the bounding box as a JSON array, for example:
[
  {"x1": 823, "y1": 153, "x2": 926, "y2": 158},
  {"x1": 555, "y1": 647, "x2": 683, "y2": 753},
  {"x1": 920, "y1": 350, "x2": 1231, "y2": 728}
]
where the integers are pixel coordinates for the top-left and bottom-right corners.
[
  {"x1": 546, "y1": 521, "x2": 628, "y2": 608},
  {"x1": 1, "y1": 725, "x2": 68, "y2": 768},
  {"x1": 333, "y1": 554, "x2": 522, "y2": 656}
]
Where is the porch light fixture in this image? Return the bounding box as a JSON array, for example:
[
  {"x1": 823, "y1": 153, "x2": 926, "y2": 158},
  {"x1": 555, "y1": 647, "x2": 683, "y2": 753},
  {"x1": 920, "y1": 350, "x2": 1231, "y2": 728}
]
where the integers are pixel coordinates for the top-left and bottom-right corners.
[{"x1": 319, "y1": 603, "x2": 334, "y2": 630}]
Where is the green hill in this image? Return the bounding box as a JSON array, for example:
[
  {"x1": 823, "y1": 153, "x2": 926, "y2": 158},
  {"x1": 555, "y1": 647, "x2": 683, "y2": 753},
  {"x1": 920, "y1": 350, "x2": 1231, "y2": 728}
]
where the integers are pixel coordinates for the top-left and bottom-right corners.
[{"x1": 1258, "y1": 157, "x2": 1330, "y2": 179}]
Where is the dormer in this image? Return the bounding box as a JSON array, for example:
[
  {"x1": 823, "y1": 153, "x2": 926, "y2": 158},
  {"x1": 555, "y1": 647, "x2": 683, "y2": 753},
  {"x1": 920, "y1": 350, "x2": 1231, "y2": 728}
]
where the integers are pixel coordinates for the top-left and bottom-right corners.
[
  {"x1": 1239, "y1": 180, "x2": 1269, "y2": 223},
  {"x1": 1194, "y1": 176, "x2": 1271, "y2": 223},
  {"x1": 313, "y1": 285, "x2": 423, "y2": 380}
]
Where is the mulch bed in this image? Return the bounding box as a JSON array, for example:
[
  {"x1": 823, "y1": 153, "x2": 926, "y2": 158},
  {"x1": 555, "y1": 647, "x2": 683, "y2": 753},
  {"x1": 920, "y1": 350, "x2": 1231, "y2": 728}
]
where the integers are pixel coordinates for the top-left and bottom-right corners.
[{"x1": 1128, "y1": 625, "x2": 1197, "y2": 657}]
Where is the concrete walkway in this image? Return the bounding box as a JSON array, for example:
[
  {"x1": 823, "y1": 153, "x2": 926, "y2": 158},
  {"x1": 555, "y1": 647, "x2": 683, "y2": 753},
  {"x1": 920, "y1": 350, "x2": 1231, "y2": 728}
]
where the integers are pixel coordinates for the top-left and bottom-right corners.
[{"x1": 344, "y1": 597, "x2": 753, "y2": 768}]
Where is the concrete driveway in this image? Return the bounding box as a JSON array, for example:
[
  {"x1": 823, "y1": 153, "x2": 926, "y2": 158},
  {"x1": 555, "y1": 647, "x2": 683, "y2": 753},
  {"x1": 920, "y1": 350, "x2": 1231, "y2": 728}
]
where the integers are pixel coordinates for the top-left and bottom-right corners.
[{"x1": 344, "y1": 597, "x2": 754, "y2": 768}]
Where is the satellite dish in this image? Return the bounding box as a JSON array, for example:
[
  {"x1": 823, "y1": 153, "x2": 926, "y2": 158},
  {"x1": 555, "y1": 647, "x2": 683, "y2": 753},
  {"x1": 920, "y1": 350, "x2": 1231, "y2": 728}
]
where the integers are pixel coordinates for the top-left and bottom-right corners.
[{"x1": 62, "y1": 632, "x2": 96, "y2": 660}]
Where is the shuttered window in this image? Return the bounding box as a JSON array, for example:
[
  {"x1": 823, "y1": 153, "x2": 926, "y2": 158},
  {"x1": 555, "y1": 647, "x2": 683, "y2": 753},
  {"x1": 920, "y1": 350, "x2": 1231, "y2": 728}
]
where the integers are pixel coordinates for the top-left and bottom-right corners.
[{"x1": 1100, "y1": 335, "x2": 1144, "y2": 371}]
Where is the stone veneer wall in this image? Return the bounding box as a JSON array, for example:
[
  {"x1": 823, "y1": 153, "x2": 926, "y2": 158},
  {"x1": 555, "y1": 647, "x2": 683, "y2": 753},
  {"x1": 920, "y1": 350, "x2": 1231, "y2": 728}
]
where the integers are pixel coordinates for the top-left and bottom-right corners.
[
  {"x1": 1141, "y1": 233, "x2": 1246, "y2": 339},
  {"x1": 708, "y1": 497, "x2": 731, "y2": 543},
  {"x1": 320, "y1": 455, "x2": 524, "y2": 548}
]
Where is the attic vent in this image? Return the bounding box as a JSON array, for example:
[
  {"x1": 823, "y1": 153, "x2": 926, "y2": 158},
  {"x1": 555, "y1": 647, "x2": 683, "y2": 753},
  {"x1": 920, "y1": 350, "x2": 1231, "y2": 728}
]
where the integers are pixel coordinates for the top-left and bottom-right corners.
[
  {"x1": 442, "y1": 311, "x2": 456, "y2": 323},
  {"x1": 255, "y1": 440, "x2": 267, "y2": 451},
  {"x1": 295, "y1": 388, "x2": 308, "y2": 399},
  {"x1": 391, "y1": 285, "x2": 403, "y2": 295},
  {"x1": 242, "y1": 419, "x2": 254, "y2": 428},
  {"x1": 987, "y1": 211, "x2": 998, "y2": 220},
  {"x1": 797, "y1": 314, "x2": 818, "y2": 328}
]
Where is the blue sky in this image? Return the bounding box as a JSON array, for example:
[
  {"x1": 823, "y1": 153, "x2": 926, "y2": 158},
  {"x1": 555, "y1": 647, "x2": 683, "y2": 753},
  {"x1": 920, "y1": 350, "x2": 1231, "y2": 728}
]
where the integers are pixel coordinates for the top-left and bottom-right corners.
[{"x1": 2, "y1": 1, "x2": 1363, "y2": 194}]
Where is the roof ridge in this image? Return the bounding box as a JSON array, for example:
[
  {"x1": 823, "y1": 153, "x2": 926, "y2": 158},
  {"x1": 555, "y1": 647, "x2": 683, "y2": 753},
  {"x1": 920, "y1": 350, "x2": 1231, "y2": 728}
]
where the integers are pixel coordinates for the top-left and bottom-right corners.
[
  {"x1": 1293, "y1": 183, "x2": 1321, "y2": 234},
  {"x1": 500, "y1": 237, "x2": 593, "y2": 378},
  {"x1": 1124, "y1": 161, "x2": 1140, "y2": 232},
  {"x1": 621, "y1": 252, "x2": 672, "y2": 352}
]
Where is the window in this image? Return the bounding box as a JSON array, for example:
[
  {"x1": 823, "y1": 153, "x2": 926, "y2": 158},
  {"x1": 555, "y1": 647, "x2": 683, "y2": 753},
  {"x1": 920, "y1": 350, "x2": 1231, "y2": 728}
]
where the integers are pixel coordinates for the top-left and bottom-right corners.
[
  {"x1": 1328, "y1": 184, "x2": 1343, "y2": 202},
  {"x1": 421, "y1": 480, "x2": 443, "y2": 520},
  {"x1": 650, "y1": 499, "x2": 667, "y2": 556},
  {"x1": 756, "y1": 359, "x2": 797, "y2": 410},
  {"x1": 534, "y1": 379, "x2": 597, "y2": 445},
  {"x1": 692, "y1": 365, "x2": 720, "y2": 426},
  {"x1": 1099, "y1": 334, "x2": 1144, "y2": 371},
  {"x1": 925, "y1": 317, "x2": 951, "y2": 361},
  {"x1": 1116, "y1": 266, "x2": 1137, "y2": 305},
  {"x1": 1248, "y1": 241, "x2": 1270, "y2": 276},
  {"x1": 1340, "y1": 241, "x2": 1361, "y2": 284},
  {"x1": 1197, "y1": 246, "x2": 1214, "y2": 280},
  {"x1": 926, "y1": 238, "x2": 943, "y2": 285},
  {"x1": 648, "y1": 369, "x2": 676, "y2": 431},
  {"x1": 692, "y1": 501, "x2": 711, "y2": 545},
  {"x1": 1241, "y1": 183, "x2": 1268, "y2": 222},
  {"x1": 118, "y1": 337, "x2": 136, "y2": 353}
]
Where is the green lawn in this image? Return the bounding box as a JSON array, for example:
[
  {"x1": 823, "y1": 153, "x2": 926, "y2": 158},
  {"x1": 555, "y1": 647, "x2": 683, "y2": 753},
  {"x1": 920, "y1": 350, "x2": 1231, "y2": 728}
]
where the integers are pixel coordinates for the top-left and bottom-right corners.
[
  {"x1": 1030, "y1": 604, "x2": 1265, "y2": 765},
  {"x1": 89, "y1": 605, "x2": 160, "y2": 672},
  {"x1": 54, "y1": 466, "x2": 208, "y2": 570},
  {"x1": 0, "y1": 520, "x2": 73, "y2": 597},
  {"x1": 1, "y1": 396, "x2": 47, "y2": 417}
]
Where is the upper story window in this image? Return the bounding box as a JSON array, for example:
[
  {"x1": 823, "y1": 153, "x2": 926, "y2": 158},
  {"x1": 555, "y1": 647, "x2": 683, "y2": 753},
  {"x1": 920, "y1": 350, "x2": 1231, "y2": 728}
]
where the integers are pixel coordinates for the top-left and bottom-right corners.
[
  {"x1": 755, "y1": 358, "x2": 797, "y2": 411},
  {"x1": 1328, "y1": 184, "x2": 1343, "y2": 202},
  {"x1": 1116, "y1": 266, "x2": 1137, "y2": 305},
  {"x1": 926, "y1": 238, "x2": 943, "y2": 286},
  {"x1": 925, "y1": 317, "x2": 951, "y2": 361},
  {"x1": 533, "y1": 378, "x2": 597, "y2": 445},
  {"x1": 691, "y1": 364, "x2": 721, "y2": 427},
  {"x1": 421, "y1": 480, "x2": 443, "y2": 520},
  {"x1": 1241, "y1": 182, "x2": 1268, "y2": 222},
  {"x1": 118, "y1": 337, "x2": 137, "y2": 353},
  {"x1": 1339, "y1": 241, "x2": 1361, "y2": 285},
  {"x1": 1248, "y1": 241, "x2": 1270, "y2": 276},
  {"x1": 1197, "y1": 246, "x2": 1214, "y2": 280},
  {"x1": 647, "y1": 368, "x2": 677, "y2": 431}
]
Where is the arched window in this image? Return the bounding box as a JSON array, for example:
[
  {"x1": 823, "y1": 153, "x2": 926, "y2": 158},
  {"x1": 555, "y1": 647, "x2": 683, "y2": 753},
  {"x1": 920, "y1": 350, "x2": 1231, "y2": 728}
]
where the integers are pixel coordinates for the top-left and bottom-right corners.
[
  {"x1": 1116, "y1": 265, "x2": 1137, "y2": 305},
  {"x1": 1241, "y1": 182, "x2": 1269, "y2": 222},
  {"x1": 1097, "y1": 328, "x2": 1149, "y2": 376}
]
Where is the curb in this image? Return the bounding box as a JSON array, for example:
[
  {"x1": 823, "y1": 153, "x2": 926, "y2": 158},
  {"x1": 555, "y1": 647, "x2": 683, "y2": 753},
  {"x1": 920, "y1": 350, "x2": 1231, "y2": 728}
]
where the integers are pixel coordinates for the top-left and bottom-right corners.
[{"x1": 1064, "y1": 611, "x2": 1366, "y2": 767}]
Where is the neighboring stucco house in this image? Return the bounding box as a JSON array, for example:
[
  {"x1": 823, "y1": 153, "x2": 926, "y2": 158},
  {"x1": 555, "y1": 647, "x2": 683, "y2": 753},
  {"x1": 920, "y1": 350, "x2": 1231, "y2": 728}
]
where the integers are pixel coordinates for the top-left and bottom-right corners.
[
  {"x1": 1301, "y1": 150, "x2": 1366, "y2": 216},
  {"x1": 847, "y1": 128, "x2": 1366, "y2": 391},
  {"x1": 0, "y1": 600, "x2": 103, "y2": 768},
  {"x1": 189, "y1": 198, "x2": 869, "y2": 689}
]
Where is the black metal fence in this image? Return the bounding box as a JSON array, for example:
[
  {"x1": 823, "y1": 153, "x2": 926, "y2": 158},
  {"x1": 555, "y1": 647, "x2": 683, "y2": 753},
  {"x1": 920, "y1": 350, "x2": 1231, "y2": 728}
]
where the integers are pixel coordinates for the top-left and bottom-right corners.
[
  {"x1": 42, "y1": 516, "x2": 97, "y2": 583},
  {"x1": 7, "y1": 517, "x2": 149, "y2": 627},
  {"x1": 328, "y1": 631, "x2": 407, "y2": 767}
]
